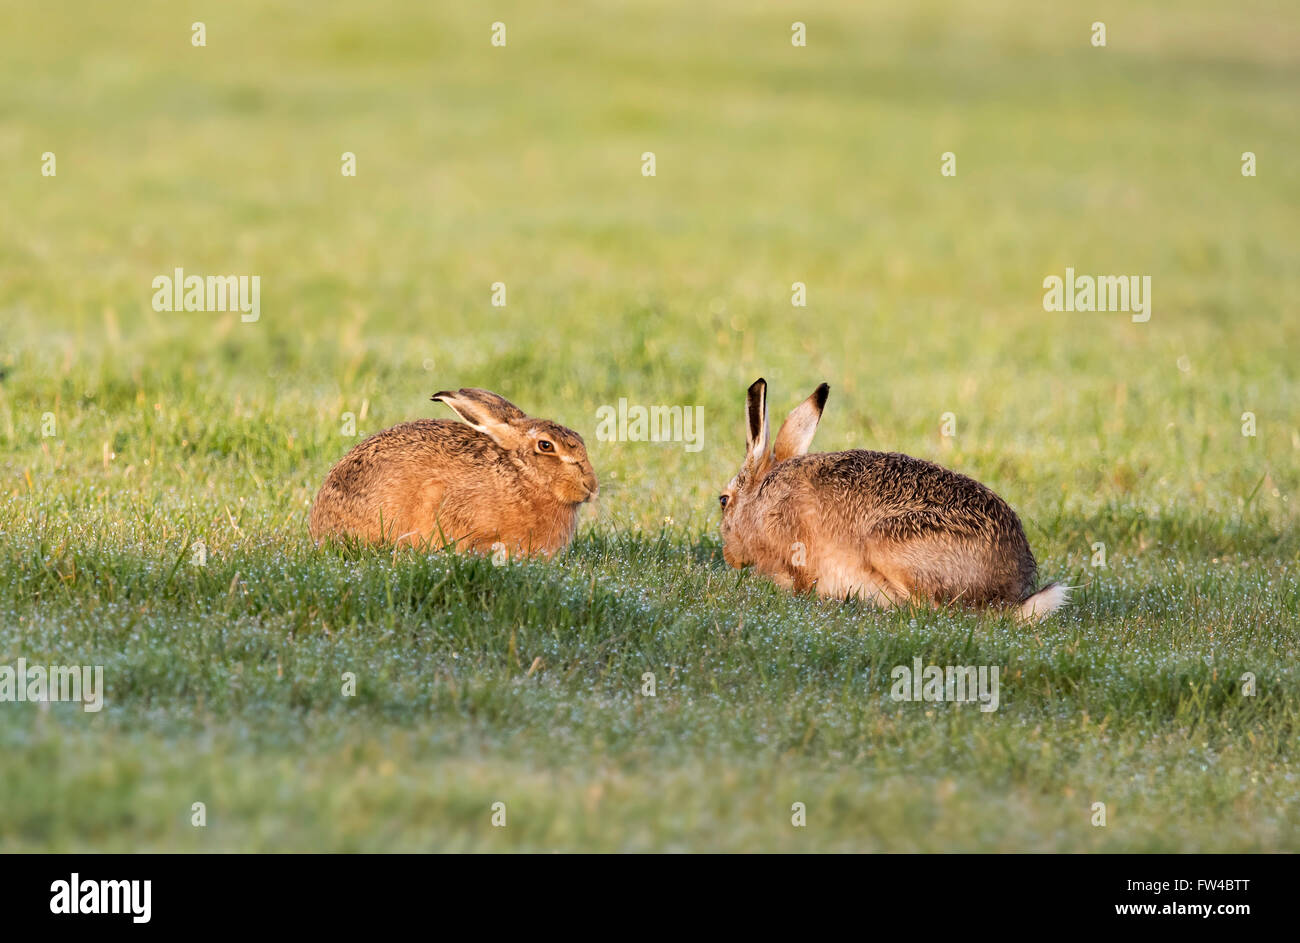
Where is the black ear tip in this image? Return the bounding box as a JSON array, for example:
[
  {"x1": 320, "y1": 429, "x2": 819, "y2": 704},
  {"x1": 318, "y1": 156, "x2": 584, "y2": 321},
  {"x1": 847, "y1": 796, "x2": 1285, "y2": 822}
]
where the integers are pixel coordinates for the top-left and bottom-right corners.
[
  {"x1": 748, "y1": 377, "x2": 767, "y2": 395},
  {"x1": 431, "y1": 390, "x2": 452, "y2": 402},
  {"x1": 814, "y1": 383, "x2": 829, "y2": 408}
]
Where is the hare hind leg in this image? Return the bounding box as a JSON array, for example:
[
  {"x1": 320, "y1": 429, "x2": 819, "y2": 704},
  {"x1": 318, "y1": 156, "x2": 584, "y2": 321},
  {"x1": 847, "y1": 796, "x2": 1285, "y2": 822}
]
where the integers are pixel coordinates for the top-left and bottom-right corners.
[
  {"x1": 814, "y1": 557, "x2": 910, "y2": 609},
  {"x1": 377, "y1": 478, "x2": 457, "y2": 550},
  {"x1": 871, "y1": 536, "x2": 1015, "y2": 608}
]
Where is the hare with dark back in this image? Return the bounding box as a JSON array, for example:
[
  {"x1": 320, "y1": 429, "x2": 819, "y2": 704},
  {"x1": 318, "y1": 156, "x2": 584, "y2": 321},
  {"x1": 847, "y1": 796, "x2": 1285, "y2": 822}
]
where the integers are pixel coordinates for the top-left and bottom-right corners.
[
  {"x1": 309, "y1": 388, "x2": 598, "y2": 556},
  {"x1": 718, "y1": 378, "x2": 1066, "y2": 621}
]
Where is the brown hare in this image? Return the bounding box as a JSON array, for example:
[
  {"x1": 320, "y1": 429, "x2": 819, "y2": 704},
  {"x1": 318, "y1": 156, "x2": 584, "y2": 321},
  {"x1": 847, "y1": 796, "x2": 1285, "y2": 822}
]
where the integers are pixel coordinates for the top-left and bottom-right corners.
[
  {"x1": 719, "y1": 379, "x2": 1067, "y2": 622},
  {"x1": 309, "y1": 388, "x2": 598, "y2": 556}
]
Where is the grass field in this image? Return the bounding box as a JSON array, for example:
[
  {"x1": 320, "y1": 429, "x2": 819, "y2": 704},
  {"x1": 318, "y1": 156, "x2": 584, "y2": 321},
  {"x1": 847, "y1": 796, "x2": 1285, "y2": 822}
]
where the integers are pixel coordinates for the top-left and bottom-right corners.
[{"x1": 1, "y1": 1, "x2": 1298, "y2": 851}]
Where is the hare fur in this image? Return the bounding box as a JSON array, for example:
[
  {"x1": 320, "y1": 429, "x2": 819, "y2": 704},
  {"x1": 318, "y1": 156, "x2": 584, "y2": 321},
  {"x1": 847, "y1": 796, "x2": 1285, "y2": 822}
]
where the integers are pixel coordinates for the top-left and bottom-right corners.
[
  {"x1": 719, "y1": 378, "x2": 1066, "y2": 622},
  {"x1": 309, "y1": 388, "x2": 598, "y2": 556}
]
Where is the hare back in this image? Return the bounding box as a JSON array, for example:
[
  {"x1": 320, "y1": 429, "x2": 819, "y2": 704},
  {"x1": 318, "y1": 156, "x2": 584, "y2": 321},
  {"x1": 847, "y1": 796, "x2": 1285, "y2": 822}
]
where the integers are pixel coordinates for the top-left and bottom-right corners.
[
  {"x1": 331, "y1": 419, "x2": 499, "y2": 471},
  {"x1": 763, "y1": 450, "x2": 1037, "y2": 606}
]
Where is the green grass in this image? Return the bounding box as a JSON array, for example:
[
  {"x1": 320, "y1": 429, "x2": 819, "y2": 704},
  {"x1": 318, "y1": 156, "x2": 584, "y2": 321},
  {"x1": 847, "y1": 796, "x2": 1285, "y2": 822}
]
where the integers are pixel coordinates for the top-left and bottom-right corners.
[{"x1": 1, "y1": 0, "x2": 1297, "y2": 851}]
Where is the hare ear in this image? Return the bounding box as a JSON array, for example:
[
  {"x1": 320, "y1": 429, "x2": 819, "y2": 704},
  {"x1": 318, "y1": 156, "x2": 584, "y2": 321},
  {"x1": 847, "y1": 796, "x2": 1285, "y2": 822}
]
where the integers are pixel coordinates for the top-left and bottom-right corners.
[
  {"x1": 744, "y1": 378, "x2": 770, "y2": 470},
  {"x1": 773, "y1": 383, "x2": 828, "y2": 463},
  {"x1": 432, "y1": 388, "x2": 527, "y2": 448}
]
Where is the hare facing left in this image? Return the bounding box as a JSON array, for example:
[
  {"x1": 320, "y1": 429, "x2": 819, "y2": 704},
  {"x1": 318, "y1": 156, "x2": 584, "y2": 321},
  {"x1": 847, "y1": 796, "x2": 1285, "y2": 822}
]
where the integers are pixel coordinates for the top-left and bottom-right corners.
[
  {"x1": 718, "y1": 378, "x2": 1067, "y2": 622},
  {"x1": 309, "y1": 388, "x2": 598, "y2": 556}
]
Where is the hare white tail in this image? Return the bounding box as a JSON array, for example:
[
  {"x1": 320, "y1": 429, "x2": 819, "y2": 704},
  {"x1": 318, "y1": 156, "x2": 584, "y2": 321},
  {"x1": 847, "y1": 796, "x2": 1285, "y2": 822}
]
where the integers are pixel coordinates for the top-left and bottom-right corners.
[{"x1": 1017, "y1": 582, "x2": 1069, "y2": 623}]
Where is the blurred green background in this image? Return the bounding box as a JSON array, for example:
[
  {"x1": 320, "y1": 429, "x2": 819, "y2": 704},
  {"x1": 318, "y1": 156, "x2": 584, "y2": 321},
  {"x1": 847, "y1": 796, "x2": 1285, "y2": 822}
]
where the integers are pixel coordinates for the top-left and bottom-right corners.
[{"x1": 0, "y1": 1, "x2": 1296, "y2": 851}]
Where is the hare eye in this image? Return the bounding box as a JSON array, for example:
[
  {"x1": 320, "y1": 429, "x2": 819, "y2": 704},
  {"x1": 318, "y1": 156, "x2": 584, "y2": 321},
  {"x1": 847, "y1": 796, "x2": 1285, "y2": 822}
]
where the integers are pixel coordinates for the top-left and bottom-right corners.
[
  {"x1": 719, "y1": 494, "x2": 729, "y2": 509},
  {"x1": 538, "y1": 439, "x2": 554, "y2": 453}
]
